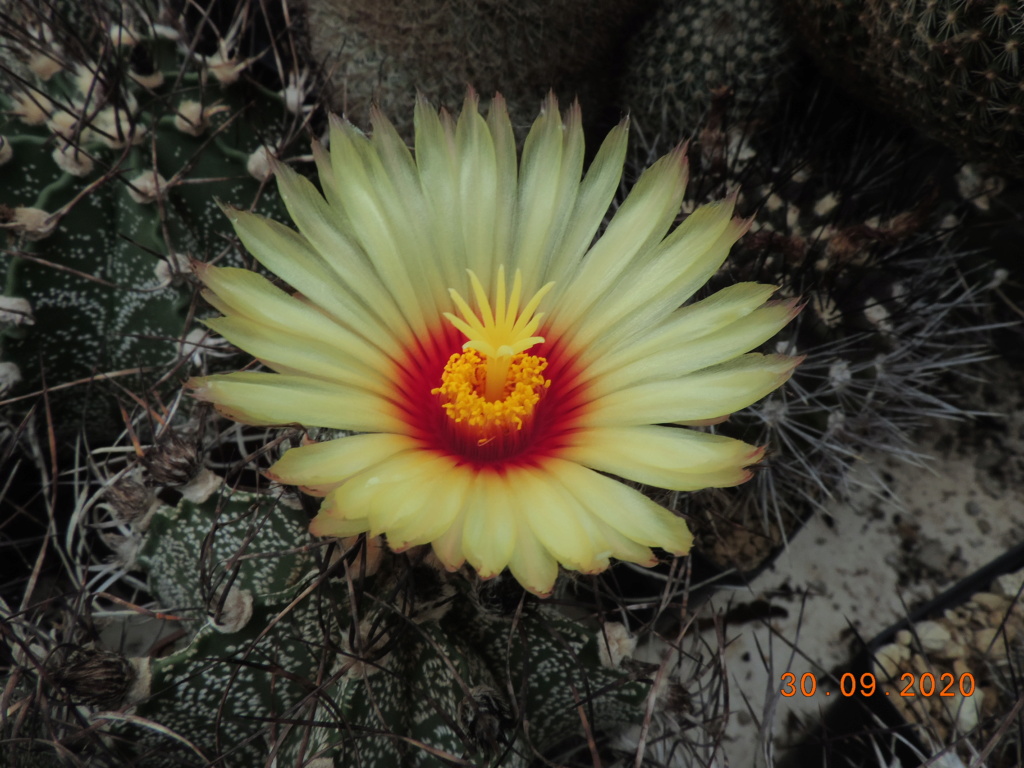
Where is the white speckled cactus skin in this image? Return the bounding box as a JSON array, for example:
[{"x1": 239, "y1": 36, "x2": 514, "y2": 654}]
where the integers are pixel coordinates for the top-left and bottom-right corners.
[
  {"x1": 116, "y1": 488, "x2": 654, "y2": 767},
  {"x1": 0, "y1": 0, "x2": 300, "y2": 436}
]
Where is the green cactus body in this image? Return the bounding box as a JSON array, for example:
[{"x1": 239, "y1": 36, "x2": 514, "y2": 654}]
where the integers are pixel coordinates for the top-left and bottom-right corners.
[
  {"x1": 302, "y1": 0, "x2": 649, "y2": 137},
  {"x1": 0, "y1": 13, "x2": 293, "y2": 434},
  {"x1": 622, "y1": 0, "x2": 796, "y2": 145},
  {"x1": 120, "y1": 488, "x2": 652, "y2": 767}
]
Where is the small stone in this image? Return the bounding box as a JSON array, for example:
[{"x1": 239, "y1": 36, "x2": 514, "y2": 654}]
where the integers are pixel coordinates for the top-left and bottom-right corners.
[
  {"x1": 873, "y1": 642, "x2": 910, "y2": 678},
  {"x1": 970, "y1": 592, "x2": 1008, "y2": 612},
  {"x1": 944, "y1": 609, "x2": 969, "y2": 628},
  {"x1": 992, "y1": 570, "x2": 1024, "y2": 599},
  {"x1": 910, "y1": 653, "x2": 930, "y2": 675},
  {"x1": 0, "y1": 136, "x2": 12, "y2": 166},
  {"x1": 895, "y1": 629, "x2": 913, "y2": 646},
  {"x1": 938, "y1": 641, "x2": 966, "y2": 660},
  {"x1": 973, "y1": 627, "x2": 1006, "y2": 656},
  {"x1": 950, "y1": 688, "x2": 984, "y2": 733},
  {"x1": 914, "y1": 620, "x2": 951, "y2": 653}
]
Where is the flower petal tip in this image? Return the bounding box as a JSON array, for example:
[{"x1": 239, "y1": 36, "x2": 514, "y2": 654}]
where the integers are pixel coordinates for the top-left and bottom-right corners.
[
  {"x1": 189, "y1": 258, "x2": 210, "y2": 280},
  {"x1": 745, "y1": 445, "x2": 767, "y2": 466},
  {"x1": 184, "y1": 376, "x2": 209, "y2": 397}
]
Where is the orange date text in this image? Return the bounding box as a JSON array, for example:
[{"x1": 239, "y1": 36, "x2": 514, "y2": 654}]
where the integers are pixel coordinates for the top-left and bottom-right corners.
[{"x1": 780, "y1": 672, "x2": 976, "y2": 697}]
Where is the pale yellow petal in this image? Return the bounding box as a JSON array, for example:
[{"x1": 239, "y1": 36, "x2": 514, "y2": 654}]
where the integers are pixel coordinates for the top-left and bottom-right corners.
[
  {"x1": 308, "y1": 513, "x2": 370, "y2": 538},
  {"x1": 511, "y1": 466, "x2": 605, "y2": 572},
  {"x1": 225, "y1": 208, "x2": 406, "y2": 358},
  {"x1": 527, "y1": 465, "x2": 657, "y2": 568},
  {"x1": 588, "y1": 300, "x2": 801, "y2": 394},
  {"x1": 561, "y1": 426, "x2": 762, "y2": 491},
  {"x1": 202, "y1": 316, "x2": 388, "y2": 393},
  {"x1": 511, "y1": 93, "x2": 567, "y2": 290},
  {"x1": 507, "y1": 523, "x2": 559, "y2": 597},
  {"x1": 311, "y1": 139, "x2": 343, "y2": 210},
  {"x1": 485, "y1": 94, "x2": 518, "y2": 283},
  {"x1": 267, "y1": 433, "x2": 418, "y2": 488},
  {"x1": 414, "y1": 94, "x2": 464, "y2": 293},
  {"x1": 270, "y1": 161, "x2": 413, "y2": 335},
  {"x1": 196, "y1": 264, "x2": 394, "y2": 372},
  {"x1": 582, "y1": 354, "x2": 801, "y2": 427},
  {"x1": 460, "y1": 471, "x2": 517, "y2": 578},
  {"x1": 327, "y1": 114, "x2": 443, "y2": 328},
  {"x1": 431, "y1": 508, "x2": 469, "y2": 572},
  {"x1": 385, "y1": 461, "x2": 472, "y2": 551},
  {"x1": 586, "y1": 282, "x2": 779, "y2": 383},
  {"x1": 371, "y1": 105, "x2": 463, "y2": 297},
  {"x1": 549, "y1": 145, "x2": 688, "y2": 330},
  {"x1": 548, "y1": 458, "x2": 694, "y2": 555},
  {"x1": 513, "y1": 97, "x2": 585, "y2": 294},
  {"x1": 321, "y1": 450, "x2": 448, "y2": 523},
  {"x1": 188, "y1": 371, "x2": 406, "y2": 433},
  {"x1": 455, "y1": 91, "x2": 500, "y2": 287},
  {"x1": 570, "y1": 203, "x2": 746, "y2": 356},
  {"x1": 542, "y1": 119, "x2": 629, "y2": 288}
]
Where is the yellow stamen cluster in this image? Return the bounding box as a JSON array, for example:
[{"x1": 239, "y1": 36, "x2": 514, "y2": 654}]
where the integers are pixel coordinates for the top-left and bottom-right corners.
[
  {"x1": 435, "y1": 266, "x2": 555, "y2": 437},
  {"x1": 432, "y1": 350, "x2": 551, "y2": 436}
]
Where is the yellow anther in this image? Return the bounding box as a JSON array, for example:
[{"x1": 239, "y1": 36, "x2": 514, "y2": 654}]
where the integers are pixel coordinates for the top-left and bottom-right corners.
[{"x1": 432, "y1": 350, "x2": 551, "y2": 434}]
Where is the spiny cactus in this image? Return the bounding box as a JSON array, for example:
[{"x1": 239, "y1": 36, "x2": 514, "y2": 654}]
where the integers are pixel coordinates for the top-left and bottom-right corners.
[
  {"x1": 0, "y1": 0, "x2": 308, "y2": 436},
  {"x1": 621, "y1": 0, "x2": 796, "y2": 150},
  {"x1": 777, "y1": 0, "x2": 1024, "y2": 176},
  {"x1": 8, "y1": 475, "x2": 659, "y2": 767},
  {"x1": 301, "y1": 0, "x2": 649, "y2": 138}
]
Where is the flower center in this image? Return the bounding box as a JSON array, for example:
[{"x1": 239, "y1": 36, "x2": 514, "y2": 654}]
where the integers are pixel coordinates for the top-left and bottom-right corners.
[{"x1": 432, "y1": 267, "x2": 554, "y2": 441}]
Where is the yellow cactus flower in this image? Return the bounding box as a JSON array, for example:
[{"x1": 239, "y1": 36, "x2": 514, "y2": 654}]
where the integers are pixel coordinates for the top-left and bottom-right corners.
[{"x1": 188, "y1": 93, "x2": 801, "y2": 596}]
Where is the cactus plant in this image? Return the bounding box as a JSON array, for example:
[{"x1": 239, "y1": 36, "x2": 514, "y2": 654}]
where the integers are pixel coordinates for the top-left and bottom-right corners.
[
  {"x1": 621, "y1": 0, "x2": 797, "y2": 150},
  {"x1": 0, "y1": 0, "x2": 308, "y2": 437},
  {"x1": 776, "y1": 0, "x2": 1024, "y2": 176},
  {"x1": 6, "y1": 478, "x2": 659, "y2": 767},
  {"x1": 301, "y1": 0, "x2": 650, "y2": 138}
]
